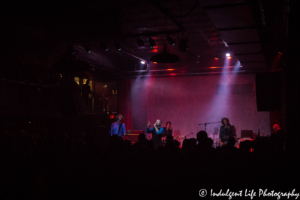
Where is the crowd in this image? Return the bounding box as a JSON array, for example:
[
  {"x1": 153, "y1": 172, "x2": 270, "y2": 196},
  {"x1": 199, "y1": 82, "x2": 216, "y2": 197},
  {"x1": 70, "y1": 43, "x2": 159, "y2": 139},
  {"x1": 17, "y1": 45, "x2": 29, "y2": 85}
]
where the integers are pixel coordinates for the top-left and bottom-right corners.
[{"x1": 0, "y1": 123, "x2": 298, "y2": 199}]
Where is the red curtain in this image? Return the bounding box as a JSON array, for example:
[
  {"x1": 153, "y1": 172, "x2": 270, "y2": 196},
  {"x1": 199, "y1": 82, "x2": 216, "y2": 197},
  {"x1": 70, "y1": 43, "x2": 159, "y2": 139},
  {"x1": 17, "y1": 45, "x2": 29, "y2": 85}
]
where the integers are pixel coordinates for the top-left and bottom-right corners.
[{"x1": 118, "y1": 78, "x2": 132, "y2": 132}]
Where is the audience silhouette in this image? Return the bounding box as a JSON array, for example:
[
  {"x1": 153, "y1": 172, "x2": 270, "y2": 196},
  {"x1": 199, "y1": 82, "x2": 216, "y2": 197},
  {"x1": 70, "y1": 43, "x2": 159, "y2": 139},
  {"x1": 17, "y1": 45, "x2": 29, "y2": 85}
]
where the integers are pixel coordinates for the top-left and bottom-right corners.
[{"x1": 0, "y1": 122, "x2": 297, "y2": 199}]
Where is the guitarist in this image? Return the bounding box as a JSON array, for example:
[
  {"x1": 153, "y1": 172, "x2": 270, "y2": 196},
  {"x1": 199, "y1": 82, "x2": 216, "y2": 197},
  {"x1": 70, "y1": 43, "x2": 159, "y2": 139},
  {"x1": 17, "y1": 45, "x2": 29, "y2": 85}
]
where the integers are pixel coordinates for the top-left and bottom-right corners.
[
  {"x1": 162, "y1": 121, "x2": 173, "y2": 143},
  {"x1": 110, "y1": 114, "x2": 126, "y2": 138},
  {"x1": 219, "y1": 117, "x2": 236, "y2": 146}
]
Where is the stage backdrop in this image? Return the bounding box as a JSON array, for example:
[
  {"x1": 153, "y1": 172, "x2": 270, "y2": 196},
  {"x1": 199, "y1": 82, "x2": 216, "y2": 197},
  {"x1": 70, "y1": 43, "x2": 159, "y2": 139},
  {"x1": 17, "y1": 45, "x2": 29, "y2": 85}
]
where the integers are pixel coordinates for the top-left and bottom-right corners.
[{"x1": 128, "y1": 74, "x2": 270, "y2": 142}]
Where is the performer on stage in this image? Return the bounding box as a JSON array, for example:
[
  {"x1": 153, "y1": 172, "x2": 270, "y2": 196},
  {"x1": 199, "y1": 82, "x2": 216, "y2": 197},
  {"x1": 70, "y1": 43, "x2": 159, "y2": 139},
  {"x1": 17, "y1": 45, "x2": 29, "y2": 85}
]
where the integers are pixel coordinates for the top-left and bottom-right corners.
[
  {"x1": 163, "y1": 121, "x2": 173, "y2": 137},
  {"x1": 146, "y1": 119, "x2": 164, "y2": 148},
  {"x1": 110, "y1": 114, "x2": 126, "y2": 138},
  {"x1": 219, "y1": 117, "x2": 236, "y2": 146}
]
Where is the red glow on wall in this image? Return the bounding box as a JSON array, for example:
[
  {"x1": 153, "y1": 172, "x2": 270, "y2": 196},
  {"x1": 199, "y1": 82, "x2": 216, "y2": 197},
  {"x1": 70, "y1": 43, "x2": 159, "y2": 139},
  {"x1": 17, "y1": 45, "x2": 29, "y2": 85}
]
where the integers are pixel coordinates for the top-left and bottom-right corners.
[
  {"x1": 180, "y1": 70, "x2": 186, "y2": 73},
  {"x1": 110, "y1": 115, "x2": 115, "y2": 119},
  {"x1": 278, "y1": 52, "x2": 282, "y2": 54}
]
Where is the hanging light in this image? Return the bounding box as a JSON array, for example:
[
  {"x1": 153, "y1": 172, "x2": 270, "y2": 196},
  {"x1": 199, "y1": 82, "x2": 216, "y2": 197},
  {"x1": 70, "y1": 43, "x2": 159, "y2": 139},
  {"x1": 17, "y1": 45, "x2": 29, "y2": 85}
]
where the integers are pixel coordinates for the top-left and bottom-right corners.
[
  {"x1": 150, "y1": 45, "x2": 180, "y2": 63},
  {"x1": 114, "y1": 42, "x2": 121, "y2": 51},
  {"x1": 100, "y1": 42, "x2": 109, "y2": 51},
  {"x1": 83, "y1": 43, "x2": 91, "y2": 53}
]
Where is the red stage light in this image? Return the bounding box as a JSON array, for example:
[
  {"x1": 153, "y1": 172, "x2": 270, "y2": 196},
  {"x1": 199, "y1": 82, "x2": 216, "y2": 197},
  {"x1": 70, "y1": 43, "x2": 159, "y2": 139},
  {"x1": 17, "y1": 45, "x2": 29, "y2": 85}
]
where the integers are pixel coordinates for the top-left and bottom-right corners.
[
  {"x1": 167, "y1": 69, "x2": 175, "y2": 71},
  {"x1": 110, "y1": 115, "x2": 114, "y2": 119},
  {"x1": 170, "y1": 73, "x2": 176, "y2": 76}
]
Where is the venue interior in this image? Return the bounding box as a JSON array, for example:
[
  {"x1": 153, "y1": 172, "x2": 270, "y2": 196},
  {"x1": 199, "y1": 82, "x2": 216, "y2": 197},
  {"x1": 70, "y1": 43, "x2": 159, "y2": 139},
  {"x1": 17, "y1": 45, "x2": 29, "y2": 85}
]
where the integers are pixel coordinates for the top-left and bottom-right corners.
[{"x1": 0, "y1": 0, "x2": 299, "y2": 199}]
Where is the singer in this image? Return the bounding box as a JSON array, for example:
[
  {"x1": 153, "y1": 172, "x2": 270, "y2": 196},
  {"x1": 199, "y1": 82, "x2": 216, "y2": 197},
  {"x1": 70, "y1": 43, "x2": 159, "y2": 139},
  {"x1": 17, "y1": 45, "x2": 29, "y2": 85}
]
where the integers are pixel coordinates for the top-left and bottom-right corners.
[
  {"x1": 146, "y1": 119, "x2": 164, "y2": 149},
  {"x1": 219, "y1": 117, "x2": 236, "y2": 146}
]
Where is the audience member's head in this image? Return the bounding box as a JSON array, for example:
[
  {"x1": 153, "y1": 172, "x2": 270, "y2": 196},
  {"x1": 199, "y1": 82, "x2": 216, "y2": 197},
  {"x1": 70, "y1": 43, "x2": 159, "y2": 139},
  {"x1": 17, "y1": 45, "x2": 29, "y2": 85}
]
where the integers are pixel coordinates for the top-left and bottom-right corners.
[
  {"x1": 196, "y1": 131, "x2": 208, "y2": 145},
  {"x1": 239, "y1": 140, "x2": 252, "y2": 152},
  {"x1": 138, "y1": 133, "x2": 146, "y2": 142}
]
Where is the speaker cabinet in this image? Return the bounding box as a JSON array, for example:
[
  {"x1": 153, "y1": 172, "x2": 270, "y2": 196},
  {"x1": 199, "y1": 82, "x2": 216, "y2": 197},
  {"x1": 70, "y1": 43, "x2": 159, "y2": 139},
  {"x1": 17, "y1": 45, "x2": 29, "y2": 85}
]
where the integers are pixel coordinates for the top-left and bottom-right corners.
[{"x1": 124, "y1": 130, "x2": 144, "y2": 143}]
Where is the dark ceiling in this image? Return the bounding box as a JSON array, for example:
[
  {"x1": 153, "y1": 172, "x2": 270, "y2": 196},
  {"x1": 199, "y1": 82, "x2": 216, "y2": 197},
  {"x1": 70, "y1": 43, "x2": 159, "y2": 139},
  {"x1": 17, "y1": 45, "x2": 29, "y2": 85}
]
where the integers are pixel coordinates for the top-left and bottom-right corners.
[{"x1": 0, "y1": 0, "x2": 288, "y2": 80}]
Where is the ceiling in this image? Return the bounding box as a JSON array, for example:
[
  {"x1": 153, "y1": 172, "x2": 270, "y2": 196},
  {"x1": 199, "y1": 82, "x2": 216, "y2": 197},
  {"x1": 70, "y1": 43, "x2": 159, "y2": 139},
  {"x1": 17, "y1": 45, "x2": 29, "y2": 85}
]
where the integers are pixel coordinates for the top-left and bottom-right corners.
[{"x1": 0, "y1": 0, "x2": 288, "y2": 80}]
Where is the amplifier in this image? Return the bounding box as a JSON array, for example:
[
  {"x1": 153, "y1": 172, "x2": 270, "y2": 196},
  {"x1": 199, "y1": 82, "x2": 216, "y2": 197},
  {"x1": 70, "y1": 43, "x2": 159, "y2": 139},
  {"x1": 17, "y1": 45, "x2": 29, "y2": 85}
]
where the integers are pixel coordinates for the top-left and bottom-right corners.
[{"x1": 124, "y1": 130, "x2": 144, "y2": 143}]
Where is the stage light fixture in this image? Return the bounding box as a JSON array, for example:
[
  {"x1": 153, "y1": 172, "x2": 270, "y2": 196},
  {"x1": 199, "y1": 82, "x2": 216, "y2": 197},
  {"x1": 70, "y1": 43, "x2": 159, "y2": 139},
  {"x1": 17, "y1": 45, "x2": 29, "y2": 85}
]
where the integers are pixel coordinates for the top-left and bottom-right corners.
[
  {"x1": 83, "y1": 43, "x2": 91, "y2": 53},
  {"x1": 226, "y1": 53, "x2": 230, "y2": 57},
  {"x1": 167, "y1": 35, "x2": 175, "y2": 46},
  {"x1": 148, "y1": 37, "x2": 156, "y2": 48},
  {"x1": 141, "y1": 64, "x2": 147, "y2": 71},
  {"x1": 137, "y1": 38, "x2": 144, "y2": 46},
  {"x1": 141, "y1": 61, "x2": 145, "y2": 64},
  {"x1": 150, "y1": 45, "x2": 180, "y2": 63},
  {"x1": 115, "y1": 42, "x2": 121, "y2": 51},
  {"x1": 100, "y1": 42, "x2": 109, "y2": 51},
  {"x1": 135, "y1": 62, "x2": 148, "y2": 71}
]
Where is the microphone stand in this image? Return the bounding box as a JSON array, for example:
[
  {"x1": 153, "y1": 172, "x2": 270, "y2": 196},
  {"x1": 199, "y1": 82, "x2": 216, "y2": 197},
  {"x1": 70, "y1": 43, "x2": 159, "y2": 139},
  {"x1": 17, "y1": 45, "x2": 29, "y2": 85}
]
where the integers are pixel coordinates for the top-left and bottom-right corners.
[
  {"x1": 198, "y1": 121, "x2": 220, "y2": 132},
  {"x1": 198, "y1": 121, "x2": 221, "y2": 148},
  {"x1": 184, "y1": 132, "x2": 193, "y2": 139}
]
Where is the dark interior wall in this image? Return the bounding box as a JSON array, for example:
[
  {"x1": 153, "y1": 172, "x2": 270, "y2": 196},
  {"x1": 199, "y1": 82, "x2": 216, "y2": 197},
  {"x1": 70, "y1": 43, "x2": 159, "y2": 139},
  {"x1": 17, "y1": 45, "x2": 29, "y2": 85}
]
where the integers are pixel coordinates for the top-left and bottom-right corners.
[
  {"x1": 131, "y1": 74, "x2": 270, "y2": 142},
  {"x1": 0, "y1": 81, "x2": 61, "y2": 117}
]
